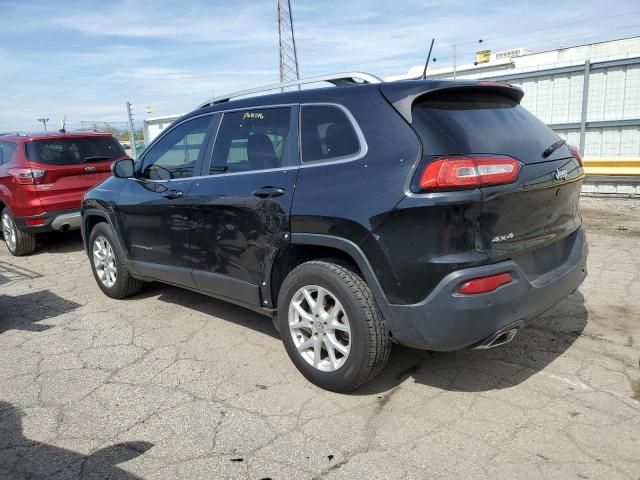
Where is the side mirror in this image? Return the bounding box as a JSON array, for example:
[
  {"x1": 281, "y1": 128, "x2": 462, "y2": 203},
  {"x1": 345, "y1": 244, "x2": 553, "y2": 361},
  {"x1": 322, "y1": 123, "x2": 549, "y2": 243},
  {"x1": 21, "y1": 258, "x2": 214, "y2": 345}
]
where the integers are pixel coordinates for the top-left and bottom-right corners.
[{"x1": 111, "y1": 158, "x2": 135, "y2": 178}]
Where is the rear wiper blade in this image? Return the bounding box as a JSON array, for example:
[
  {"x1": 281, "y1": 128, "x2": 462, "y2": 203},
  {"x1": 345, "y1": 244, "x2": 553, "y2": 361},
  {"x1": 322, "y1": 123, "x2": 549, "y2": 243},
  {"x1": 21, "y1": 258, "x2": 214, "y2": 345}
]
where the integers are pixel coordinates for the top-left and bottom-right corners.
[
  {"x1": 84, "y1": 155, "x2": 113, "y2": 162},
  {"x1": 542, "y1": 139, "x2": 566, "y2": 158}
]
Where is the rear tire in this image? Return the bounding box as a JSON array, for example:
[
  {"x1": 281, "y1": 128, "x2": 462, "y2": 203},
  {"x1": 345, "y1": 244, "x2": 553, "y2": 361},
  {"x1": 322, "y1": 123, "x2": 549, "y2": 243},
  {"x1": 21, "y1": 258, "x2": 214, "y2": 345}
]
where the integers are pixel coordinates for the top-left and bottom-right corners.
[
  {"x1": 277, "y1": 259, "x2": 390, "y2": 392},
  {"x1": 2, "y1": 208, "x2": 36, "y2": 256},
  {"x1": 88, "y1": 222, "x2": 142, "y2": 299}
]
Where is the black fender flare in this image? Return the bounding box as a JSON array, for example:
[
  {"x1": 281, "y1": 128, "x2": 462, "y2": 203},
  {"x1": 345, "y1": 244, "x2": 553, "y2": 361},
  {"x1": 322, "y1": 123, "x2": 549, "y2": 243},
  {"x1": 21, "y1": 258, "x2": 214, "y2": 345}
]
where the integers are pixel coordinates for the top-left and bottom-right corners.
[
  {"x1": 82, "y1": 208, "x2": 126, "y2": 258},
  {"x1": 290, "y1": 233, "x2": 394, "y2": 322}
]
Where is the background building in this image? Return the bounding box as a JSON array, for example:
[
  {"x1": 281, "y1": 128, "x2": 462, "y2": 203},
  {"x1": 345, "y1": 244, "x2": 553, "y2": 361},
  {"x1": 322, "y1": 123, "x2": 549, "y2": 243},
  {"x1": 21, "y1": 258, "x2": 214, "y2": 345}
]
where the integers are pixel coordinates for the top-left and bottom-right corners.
[
  {"x1": 388, "y1": 36, "x2": 640, "y2": 160},
  {"x1": 142, "y1": 114, "x2": 183, "y2": 146}
]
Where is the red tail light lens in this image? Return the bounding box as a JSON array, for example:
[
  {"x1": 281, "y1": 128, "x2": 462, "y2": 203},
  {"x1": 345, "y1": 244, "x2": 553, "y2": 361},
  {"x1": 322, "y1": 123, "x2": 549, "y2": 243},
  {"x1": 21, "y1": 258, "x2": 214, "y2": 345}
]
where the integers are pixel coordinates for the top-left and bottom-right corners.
[
  {"x1": 569, "y1": 145, "x2": 583, "y2": 167},
  {"x1": 458, "y1": 272, "x2": 513, "y2": 295},
  {"x1": 418, "y1": 156, "x2": 520, "y2": 191},
  {"x1": 26, "y1": 218, "x2": 46, "y2": 226},
  {"x1": 9, "y1": 168, "x2": 46, "y2": 185}
]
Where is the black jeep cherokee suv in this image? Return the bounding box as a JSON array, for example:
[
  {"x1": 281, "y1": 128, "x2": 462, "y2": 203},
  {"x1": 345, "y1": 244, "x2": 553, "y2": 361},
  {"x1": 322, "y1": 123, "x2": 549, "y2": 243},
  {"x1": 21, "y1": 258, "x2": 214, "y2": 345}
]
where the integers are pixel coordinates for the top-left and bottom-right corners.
[{"x1": 81, "y1": 74, "x2": 587, "y2": 392}]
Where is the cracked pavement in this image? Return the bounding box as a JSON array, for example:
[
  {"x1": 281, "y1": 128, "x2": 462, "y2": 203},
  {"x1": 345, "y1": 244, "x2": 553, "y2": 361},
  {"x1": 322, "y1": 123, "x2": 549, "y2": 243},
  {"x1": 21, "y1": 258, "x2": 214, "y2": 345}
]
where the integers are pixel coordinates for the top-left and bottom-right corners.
[{"x1": 0, "y1": 196, "x2": 639, "y2": 479}]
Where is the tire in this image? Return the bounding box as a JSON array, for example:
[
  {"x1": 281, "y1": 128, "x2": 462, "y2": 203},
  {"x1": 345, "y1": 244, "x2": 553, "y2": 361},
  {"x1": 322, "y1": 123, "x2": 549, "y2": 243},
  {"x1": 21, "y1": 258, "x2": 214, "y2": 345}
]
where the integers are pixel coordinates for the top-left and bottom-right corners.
[
  {"x1": 88, "y1": 222, "x2": 142, "y2": 299},
  {"x1": 1, "y1": 208, "x2": 36, "y2": 256},
  {"x1": 277, "y1": 259, "x2": 391, "y2": 392}
]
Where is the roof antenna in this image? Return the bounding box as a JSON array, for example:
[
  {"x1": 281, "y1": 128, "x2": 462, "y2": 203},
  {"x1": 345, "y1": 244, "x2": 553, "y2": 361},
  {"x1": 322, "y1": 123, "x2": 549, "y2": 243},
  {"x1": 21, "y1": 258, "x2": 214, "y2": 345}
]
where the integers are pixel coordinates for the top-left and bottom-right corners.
[
  {"x1": 421, "y1": 39, "x2": 435, "y2": 79},
  {"x1": 59, "y1": 115, "x2": 67, "y2": 134}
]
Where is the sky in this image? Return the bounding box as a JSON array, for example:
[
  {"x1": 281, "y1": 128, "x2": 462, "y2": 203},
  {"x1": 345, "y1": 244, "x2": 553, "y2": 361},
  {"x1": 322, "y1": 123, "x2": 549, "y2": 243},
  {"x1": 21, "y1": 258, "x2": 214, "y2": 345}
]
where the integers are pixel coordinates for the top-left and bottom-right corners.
[{"x1": 0, "y1": 0, "x2": 639, "y2": 131}]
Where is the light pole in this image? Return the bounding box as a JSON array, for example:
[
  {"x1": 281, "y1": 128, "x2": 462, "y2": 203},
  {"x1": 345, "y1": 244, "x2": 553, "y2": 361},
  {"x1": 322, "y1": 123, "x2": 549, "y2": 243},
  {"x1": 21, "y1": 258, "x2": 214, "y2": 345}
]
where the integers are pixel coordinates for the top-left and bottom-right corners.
[{"x1": 37, "y1": 118, "x2": 49, "y2": 131}]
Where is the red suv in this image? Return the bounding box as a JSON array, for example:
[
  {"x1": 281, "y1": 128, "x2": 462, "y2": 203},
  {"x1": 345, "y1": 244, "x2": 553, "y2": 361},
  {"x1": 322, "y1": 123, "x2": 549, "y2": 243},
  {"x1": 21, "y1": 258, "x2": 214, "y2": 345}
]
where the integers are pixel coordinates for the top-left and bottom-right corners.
[{"x1": 0, "y1": 131, "x2": 127, "y2": 255}]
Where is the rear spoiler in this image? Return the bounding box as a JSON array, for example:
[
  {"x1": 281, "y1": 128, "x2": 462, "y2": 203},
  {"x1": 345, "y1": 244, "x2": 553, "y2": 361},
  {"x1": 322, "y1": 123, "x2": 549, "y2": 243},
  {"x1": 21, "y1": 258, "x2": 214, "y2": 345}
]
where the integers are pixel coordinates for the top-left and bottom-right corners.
[{"x1": 380, "y1": 80, "x2": 524, "y2": 124}]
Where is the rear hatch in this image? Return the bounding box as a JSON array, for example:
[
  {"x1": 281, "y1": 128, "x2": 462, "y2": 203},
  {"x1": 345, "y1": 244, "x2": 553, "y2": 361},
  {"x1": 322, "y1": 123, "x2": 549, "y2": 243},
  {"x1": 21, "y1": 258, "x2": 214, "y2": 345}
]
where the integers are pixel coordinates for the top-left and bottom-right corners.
[
  {"x1": 25, "y1": 135, "x2": 126, "y2": 212},
  {"x1": 396, "y1": 84, "x2": 585, "y2": 275}
]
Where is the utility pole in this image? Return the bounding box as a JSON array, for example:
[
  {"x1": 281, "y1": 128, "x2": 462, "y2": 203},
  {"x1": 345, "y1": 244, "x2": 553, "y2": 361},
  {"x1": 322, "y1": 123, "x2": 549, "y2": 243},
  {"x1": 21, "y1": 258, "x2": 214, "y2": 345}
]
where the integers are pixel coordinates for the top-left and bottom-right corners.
[
  {"x1": 125, "y1": 102, "x2": 137, "y2": 160},
  {"x1": 37, "y1": 117, "x2": 49, "y2": 131},
  {"x1": 453, "y1": 45, "x2": 457, "y2": 79}
]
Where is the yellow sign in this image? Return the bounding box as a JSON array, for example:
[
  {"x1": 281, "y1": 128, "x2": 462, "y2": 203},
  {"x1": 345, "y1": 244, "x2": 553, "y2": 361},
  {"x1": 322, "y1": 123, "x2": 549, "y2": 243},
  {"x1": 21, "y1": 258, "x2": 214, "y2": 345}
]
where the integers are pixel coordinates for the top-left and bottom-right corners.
[{"x1": 476, "y1": 50, "x2": 491, "y2": 64}]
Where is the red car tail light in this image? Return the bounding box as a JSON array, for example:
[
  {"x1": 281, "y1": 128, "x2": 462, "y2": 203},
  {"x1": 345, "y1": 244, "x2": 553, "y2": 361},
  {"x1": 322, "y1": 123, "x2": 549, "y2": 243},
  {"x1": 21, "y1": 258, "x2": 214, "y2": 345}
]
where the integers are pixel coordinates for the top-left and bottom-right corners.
[
  {"x1": 9, "y1": 168, "x2": 46, "y2": 185},
  {"x1": 26, "y1": 218, "x2": 46, "y2": 226},
  {"x1": 458, "y1": 272, "x2": 513, "y2": 295},
  {"x1": 569, "y1": 145, "x2": 583, "y2": 167},
  {"x1": 418, "y1": 156, "x2": 520, "y2": 191}
]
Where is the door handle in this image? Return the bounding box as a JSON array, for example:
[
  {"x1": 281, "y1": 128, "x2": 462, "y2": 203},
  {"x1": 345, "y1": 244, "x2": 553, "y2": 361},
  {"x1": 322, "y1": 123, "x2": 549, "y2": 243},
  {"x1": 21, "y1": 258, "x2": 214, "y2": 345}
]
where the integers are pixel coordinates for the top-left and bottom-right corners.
[
  {"x1": 252, "y1": 187, "x2": 285, "y2": 198},
  {"x1": 163, "y1": 190, "x2": 183, "y2": 199}
]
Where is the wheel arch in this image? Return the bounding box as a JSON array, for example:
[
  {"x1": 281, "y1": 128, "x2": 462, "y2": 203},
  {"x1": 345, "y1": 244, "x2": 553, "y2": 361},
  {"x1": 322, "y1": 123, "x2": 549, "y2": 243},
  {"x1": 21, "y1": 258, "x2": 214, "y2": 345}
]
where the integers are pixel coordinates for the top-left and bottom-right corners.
[
  {"x1": 82, "y1": 209, "x2": 125, "y2": 257},
  {"x1": 270, "y1": 233, "x2": 389, "y2": 312}
]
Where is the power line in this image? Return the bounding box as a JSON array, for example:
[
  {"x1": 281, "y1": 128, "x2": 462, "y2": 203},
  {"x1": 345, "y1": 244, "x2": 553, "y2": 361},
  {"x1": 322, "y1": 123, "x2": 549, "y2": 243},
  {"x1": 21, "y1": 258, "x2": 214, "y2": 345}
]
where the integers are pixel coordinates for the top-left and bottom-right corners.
[{"x1": 440, "y1": 9, "x2": 640, "y2": 49}]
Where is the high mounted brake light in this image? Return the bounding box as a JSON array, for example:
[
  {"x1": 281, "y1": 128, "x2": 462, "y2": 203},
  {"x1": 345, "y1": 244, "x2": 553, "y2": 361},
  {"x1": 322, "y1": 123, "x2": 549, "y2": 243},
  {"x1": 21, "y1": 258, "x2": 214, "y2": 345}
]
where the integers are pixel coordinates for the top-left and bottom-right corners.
[
  {"x1": 418, "y1": 156, "x2": 520, "y2": 191},
  {"x1": 9, "y1": 168, "x2": 46, "y2": 185}
]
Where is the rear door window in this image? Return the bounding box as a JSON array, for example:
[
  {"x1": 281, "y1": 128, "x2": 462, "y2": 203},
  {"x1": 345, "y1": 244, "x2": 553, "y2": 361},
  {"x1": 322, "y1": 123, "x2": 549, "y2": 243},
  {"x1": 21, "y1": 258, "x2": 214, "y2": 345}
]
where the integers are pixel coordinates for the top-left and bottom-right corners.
[
  {"x1": 412, "y1": 90, "x2": 568, "y2": 163},
  {"x1": 25, "y1": 136, "x2": 125, "y2": 165},
  {"x1": 208, "y1": 107, "x2": 292, "y2": 174},
  {"x1": 300, "y1": 105, "x2": 360, "y2": 162}
]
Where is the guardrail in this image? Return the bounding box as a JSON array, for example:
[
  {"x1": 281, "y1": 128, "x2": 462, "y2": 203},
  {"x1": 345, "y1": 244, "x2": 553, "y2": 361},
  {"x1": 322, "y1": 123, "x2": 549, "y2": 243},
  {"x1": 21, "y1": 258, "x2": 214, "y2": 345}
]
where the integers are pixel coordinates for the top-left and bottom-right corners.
[
  {"x1": 582, "y1": 158, "x2": 640, "y2": 176},
  {"x1": 580, "y1": 159, "x2": 640, "y2": 196}
]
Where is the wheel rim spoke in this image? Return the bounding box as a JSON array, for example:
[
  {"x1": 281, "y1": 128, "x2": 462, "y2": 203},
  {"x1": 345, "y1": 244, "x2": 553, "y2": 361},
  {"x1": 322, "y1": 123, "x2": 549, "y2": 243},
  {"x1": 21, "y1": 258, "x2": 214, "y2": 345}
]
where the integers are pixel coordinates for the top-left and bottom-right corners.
[
  {"x1": 93, "y1": 236, "x2": 117, "y2": 288},
  {"x1": 2, "y1": 213, "x2": 16, "y2": 250},
  {"x1": 326, "y1": 333, "x2": 349, "y2": 356},
  {"x1": 288, "y1": 284, "x2": 351, "y2": 372}
]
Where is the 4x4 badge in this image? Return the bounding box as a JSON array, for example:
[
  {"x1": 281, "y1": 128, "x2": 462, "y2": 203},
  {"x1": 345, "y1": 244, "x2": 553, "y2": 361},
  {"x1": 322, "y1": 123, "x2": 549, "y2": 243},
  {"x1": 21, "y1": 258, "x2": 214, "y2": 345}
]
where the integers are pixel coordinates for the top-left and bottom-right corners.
[{"x1": 492, "y1": 232, "x2": 514, "y2": 243}]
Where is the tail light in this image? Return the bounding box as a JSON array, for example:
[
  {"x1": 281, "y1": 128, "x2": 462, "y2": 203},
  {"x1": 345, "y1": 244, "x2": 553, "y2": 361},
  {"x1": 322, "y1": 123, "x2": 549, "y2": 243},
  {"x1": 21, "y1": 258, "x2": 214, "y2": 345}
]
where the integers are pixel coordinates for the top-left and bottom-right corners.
[
  {"x1": 418, "y1": 155, "x2": 520, "y2": 191},
  {"x1": 569, "y1": 145, "x2": 583, "y2": 167},
  {"x1": 9, "y1": 168, "x2": 46, "y2": 185},
  {"x1": 26, "y1": 218, "x2": 46, "y2": 226},
  {"x1": 458, "y1": 272, "x2": 513, "y2": 295}
]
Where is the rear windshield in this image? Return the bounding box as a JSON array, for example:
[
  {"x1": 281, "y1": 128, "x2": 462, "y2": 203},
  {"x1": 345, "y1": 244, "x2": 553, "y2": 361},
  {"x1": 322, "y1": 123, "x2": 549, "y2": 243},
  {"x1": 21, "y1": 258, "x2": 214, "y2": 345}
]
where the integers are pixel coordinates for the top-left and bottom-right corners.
[
  {"x1": 412, "y1": 90, "x2": 568, "y2": 162},
  {"x1": 26, "y1": 136, "x2": 125, "y2": 165}
]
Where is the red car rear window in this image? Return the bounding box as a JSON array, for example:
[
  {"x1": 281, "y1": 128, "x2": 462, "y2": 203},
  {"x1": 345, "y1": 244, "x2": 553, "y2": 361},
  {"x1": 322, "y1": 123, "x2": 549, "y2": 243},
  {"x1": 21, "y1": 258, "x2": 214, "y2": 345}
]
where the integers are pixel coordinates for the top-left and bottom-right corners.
[{"x1": 25, "y1": 137, "x2": 125, "y2": 165}]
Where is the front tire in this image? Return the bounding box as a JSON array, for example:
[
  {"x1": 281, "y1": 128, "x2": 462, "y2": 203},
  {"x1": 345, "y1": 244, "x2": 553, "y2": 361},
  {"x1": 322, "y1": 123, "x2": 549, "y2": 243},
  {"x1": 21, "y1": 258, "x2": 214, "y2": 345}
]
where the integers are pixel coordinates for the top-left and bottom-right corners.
[
  {"x1": 277, "y1": 260, "x2": 391, "y2": 392},
  {"x1": 2, "y1": 208, "x2": 36, "y2": 256},
  {"x1": 88, "y1": 222, "x2": 142, "y2": 299}
]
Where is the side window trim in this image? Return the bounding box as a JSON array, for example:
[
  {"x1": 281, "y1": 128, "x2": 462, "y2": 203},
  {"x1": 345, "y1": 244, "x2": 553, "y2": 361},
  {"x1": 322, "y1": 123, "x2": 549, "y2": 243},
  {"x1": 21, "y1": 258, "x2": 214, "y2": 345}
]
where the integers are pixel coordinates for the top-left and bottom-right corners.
[
  {"x1": 200, "y1": 104, "x2": 300, "y2": 178},
  {"x1": 298, "y1": 102, "x2": 368, "y2": 168},
  {"x1": 135, "y1": 113, "x2": 216, "y2": 182}
]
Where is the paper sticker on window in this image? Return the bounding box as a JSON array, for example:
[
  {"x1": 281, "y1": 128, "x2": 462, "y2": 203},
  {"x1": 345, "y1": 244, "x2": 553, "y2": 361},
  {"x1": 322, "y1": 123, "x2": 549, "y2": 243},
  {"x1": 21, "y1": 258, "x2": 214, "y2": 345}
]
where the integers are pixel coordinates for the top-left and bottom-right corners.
[{"x1": 242, "y1": 112, "x2": 264, "y2": 120}]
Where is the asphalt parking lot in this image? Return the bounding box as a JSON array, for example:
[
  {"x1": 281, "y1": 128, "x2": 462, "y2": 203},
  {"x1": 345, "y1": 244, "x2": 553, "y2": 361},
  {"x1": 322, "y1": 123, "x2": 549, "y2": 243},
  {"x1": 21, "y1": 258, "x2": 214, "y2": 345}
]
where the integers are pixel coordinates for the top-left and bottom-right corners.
[{"x1": 0, "y1": 196, "x2": 638, "y2": 480}]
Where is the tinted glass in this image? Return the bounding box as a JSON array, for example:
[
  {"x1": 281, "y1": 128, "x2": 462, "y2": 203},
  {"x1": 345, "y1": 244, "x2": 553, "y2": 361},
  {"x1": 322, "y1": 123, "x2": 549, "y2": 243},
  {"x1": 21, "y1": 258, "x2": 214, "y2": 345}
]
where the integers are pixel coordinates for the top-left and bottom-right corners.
[
  {"x1": 301, "y1": 105, "x2": 360, "y2": 162},
  {"x1": 0, "y1": 141, "x2": 17, "y2": 165},
  {"x1": 210, "y1": 108, "x2": 291, "y2": 174},
  {"x1": 25, "y1": 136, "x2": 125, "y2": 166},
  {"x1": 412, "y1": 91, "x2": 566, "y2": 162},
  {"x1": 142, "y1": 115, "x2": 212, "y2": 180}
]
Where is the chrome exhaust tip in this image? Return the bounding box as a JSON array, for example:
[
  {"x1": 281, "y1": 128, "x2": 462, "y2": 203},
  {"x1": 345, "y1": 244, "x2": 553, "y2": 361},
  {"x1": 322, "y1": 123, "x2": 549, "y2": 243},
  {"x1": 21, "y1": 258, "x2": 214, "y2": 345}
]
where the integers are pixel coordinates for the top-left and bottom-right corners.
[{"x1": 475, "y1": 326, "x2": 520, "y2": 350}]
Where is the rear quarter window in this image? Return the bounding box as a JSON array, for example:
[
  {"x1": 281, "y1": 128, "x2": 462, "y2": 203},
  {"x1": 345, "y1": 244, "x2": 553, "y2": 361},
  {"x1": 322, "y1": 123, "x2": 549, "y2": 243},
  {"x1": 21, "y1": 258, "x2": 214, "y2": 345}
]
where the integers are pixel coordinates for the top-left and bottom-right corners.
[
  {"x1": 300, "y1": 105, "x2": 361, "y2": 162},
  {"x1": 26, "y1": 136, "x2": 125, "y2": 165},
  {"x1": 0, "y1": 141, "x2": 17, "y2": 165}
]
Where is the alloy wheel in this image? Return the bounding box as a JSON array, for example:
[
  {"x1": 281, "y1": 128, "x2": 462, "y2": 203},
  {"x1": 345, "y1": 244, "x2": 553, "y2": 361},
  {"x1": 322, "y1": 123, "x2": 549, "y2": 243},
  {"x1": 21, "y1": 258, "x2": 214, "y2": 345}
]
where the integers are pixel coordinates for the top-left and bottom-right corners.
[
  {"x1": 2, "y1": 212, "x2": 17, "y2": 252},
  {"x1": 288, "y1": 285, "x2": 351, "y2": 372},
  {"x1": 93, "y1": 236, "x2": 117, "y2": 288}
]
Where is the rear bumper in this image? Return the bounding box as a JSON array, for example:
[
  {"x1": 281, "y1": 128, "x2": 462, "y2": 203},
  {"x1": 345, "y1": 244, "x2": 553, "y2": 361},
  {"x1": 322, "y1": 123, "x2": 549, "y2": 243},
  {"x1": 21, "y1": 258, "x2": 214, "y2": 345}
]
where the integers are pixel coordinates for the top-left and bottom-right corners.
[
  {"x1": 14, "y1": 209, "x2": 81, "y2": 233},
  {"x1": 383, "y1": 225, "x2": 588, "y2": 351}
]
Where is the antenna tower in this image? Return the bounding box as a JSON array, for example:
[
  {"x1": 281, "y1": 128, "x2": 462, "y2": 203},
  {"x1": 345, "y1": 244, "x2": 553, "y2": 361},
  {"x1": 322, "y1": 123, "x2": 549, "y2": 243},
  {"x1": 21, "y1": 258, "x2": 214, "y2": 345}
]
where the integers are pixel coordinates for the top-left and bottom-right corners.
[{"x1": 277, "y1": 0, "x2": 300, "y2": 83}]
